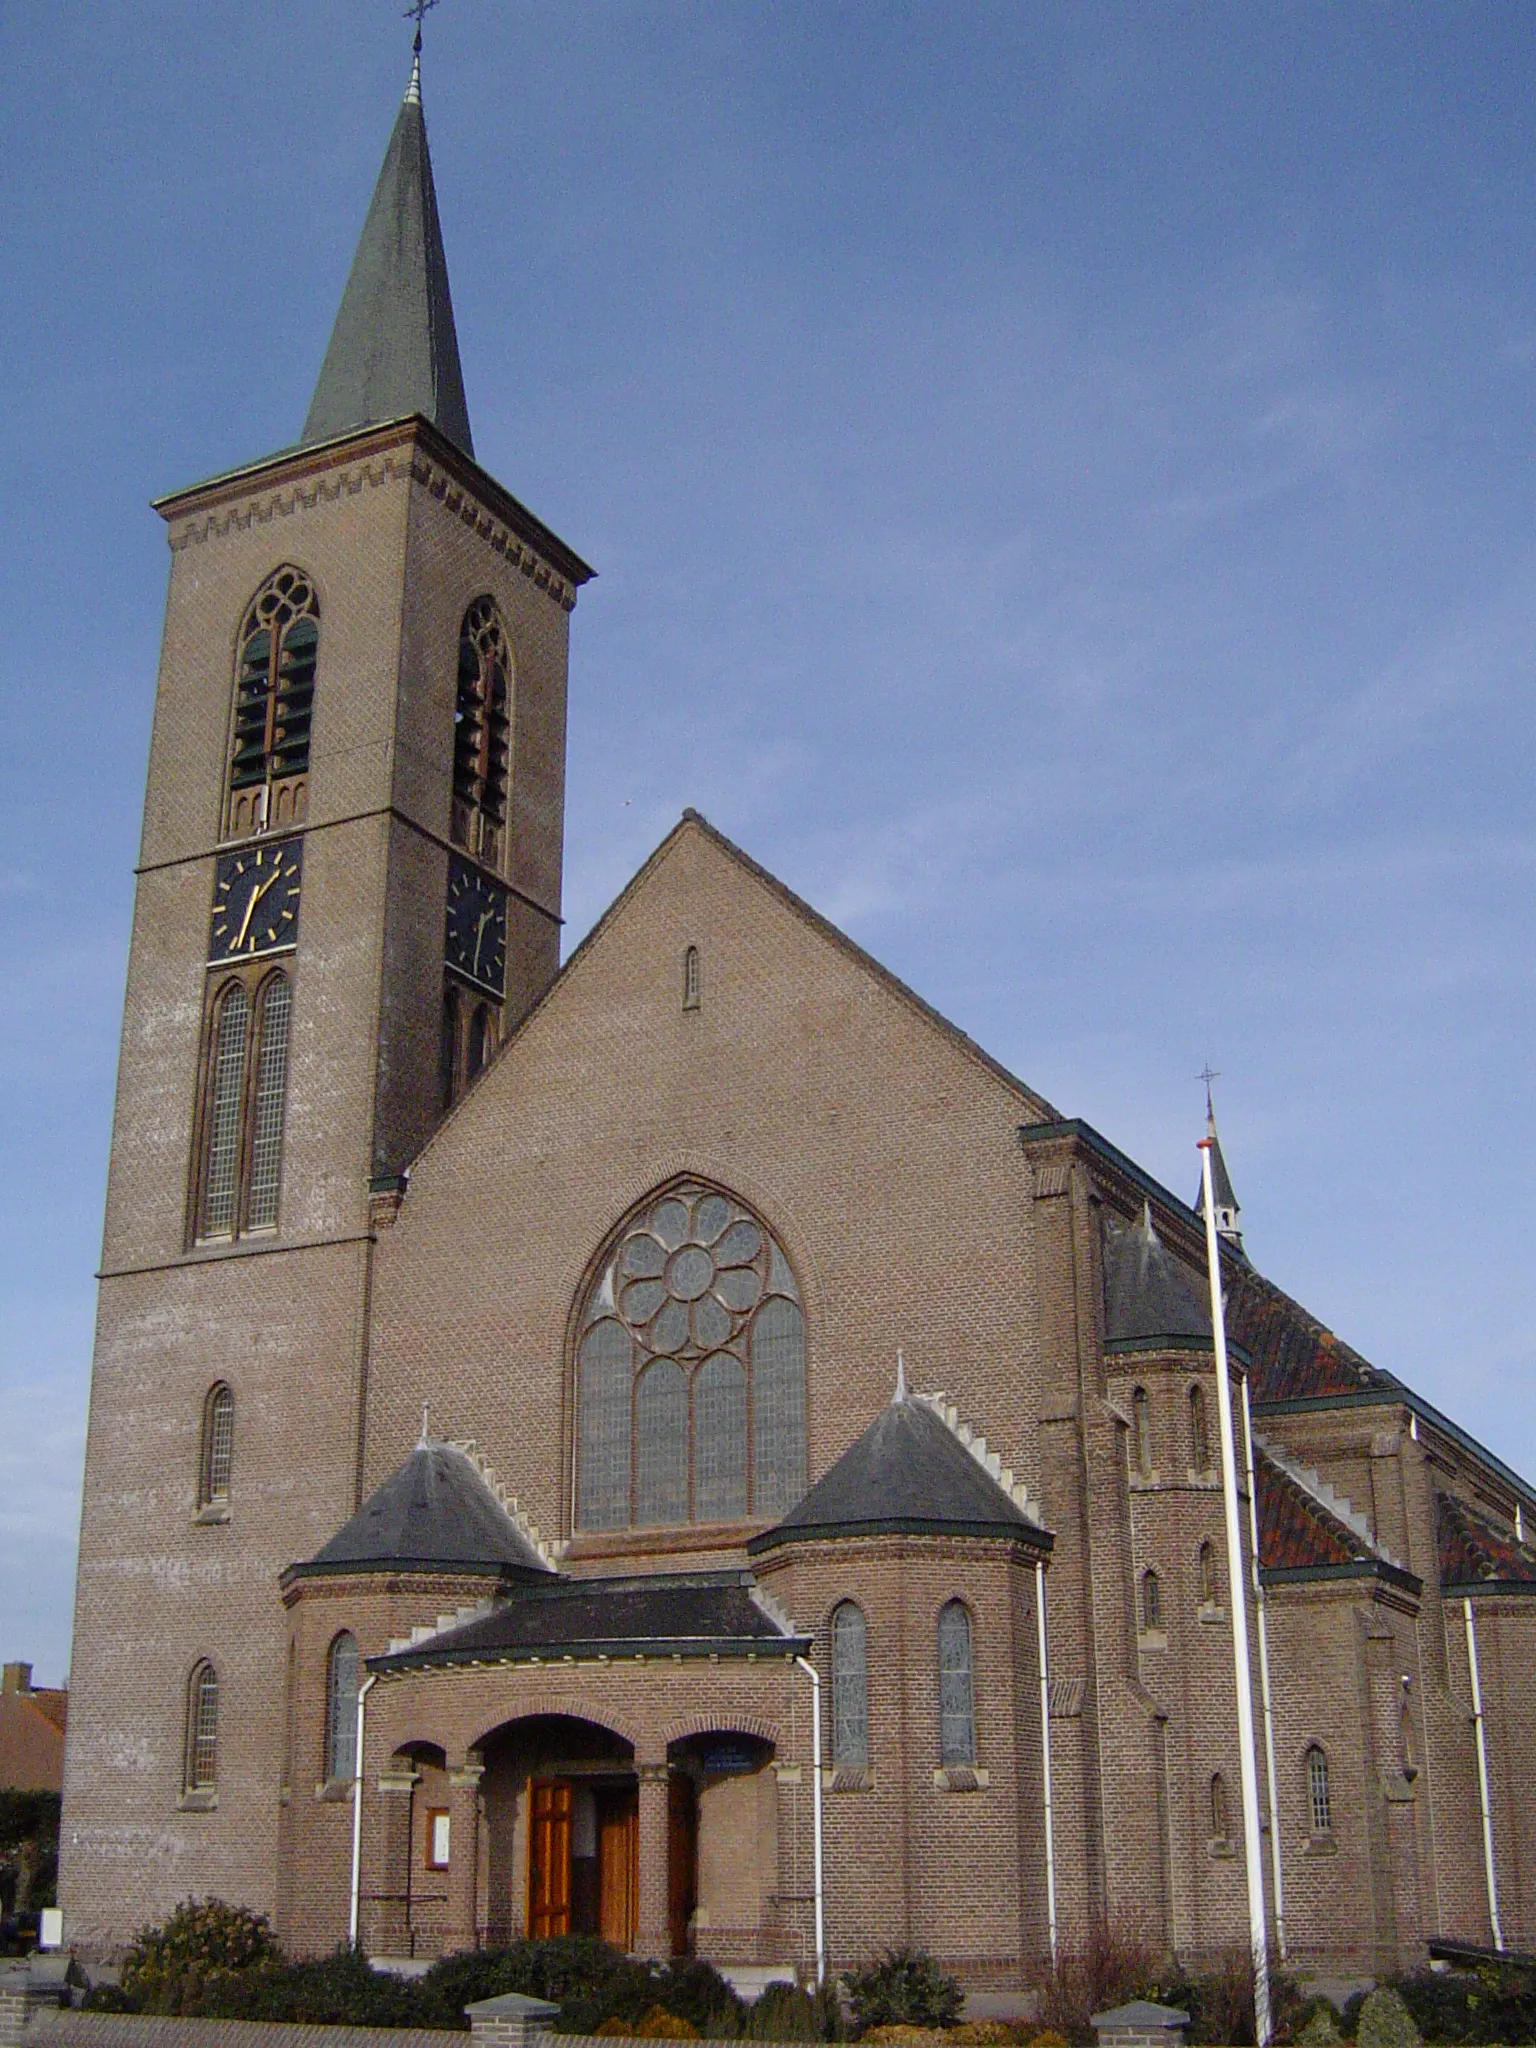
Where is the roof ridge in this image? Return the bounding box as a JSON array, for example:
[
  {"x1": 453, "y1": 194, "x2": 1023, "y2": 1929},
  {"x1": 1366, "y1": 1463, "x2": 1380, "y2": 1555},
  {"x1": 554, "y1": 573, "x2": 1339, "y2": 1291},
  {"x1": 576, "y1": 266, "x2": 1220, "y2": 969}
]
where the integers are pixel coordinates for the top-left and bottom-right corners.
[
  {"x1": 1254, "y1": 1432, "x2": 1400, "y2": 1567},
  {"x1": 912, "y1": 1390, "x2": 1044, "y2": 1526}
]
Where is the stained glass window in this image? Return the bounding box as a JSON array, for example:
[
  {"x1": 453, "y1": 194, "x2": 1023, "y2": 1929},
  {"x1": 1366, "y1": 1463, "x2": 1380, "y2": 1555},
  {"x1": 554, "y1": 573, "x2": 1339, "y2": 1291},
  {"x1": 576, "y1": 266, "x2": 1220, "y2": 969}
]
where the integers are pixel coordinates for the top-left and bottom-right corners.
[
  {"x1": 574, "y1": 1181, "x2": 806, "y2": 1530},
  {"x1": 831, "y1": 1602, "x2": 868, "y2": 1769},
  {"x1": 201, "y1": 1384, "x2": 234, "y2": 1506},
  {"x1": 938, "y1": 1601, "x2": 975, "y2": 1766},
  {"x1": 326, "y1": 1633, "x2": 359, "y2": 1782},
  {"x1": 186, "y1": 1662, "x2": 218, "y2": 1791}
]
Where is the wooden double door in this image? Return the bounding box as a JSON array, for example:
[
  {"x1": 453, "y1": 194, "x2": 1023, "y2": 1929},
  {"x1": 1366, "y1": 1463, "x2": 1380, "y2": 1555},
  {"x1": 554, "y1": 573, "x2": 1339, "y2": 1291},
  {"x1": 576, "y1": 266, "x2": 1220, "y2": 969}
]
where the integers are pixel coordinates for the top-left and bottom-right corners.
[
  {"x1": 528, "y1": 1777, "x2": 639, "y2": 1950},
  {"x1": 527, "y1": 1774, "x2": 697, "y2": 1955}
]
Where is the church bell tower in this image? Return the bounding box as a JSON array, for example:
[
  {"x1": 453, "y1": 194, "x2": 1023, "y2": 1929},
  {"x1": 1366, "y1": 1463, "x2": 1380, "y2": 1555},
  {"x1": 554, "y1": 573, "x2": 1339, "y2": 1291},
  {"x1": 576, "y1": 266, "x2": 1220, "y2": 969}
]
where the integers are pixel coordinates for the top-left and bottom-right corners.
[{"x1": 60, "y1": 53, "x2": 592, "y2": 1949}]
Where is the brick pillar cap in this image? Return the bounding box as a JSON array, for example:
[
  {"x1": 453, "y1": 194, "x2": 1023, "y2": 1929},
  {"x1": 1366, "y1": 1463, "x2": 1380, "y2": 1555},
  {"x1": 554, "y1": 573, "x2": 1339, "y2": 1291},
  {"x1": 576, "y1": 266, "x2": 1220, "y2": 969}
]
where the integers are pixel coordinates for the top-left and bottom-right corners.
[
  {"x1": 465, "y1": 1993, "x2": 562, "y2": 2020},
  {"x1": 1091, "y1": 2002, "x2": 1190, "y2": 2029}
]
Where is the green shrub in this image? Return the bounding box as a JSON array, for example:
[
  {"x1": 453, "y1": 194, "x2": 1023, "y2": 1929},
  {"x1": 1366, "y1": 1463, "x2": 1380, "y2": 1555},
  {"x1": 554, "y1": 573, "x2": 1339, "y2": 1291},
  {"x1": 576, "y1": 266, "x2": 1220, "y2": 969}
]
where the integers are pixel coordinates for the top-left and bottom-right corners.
[
  {"x1": 1394, "y1": 1964, "x2": 1536, "y2": 2045},
  {"x1": 118, "y1": 1898, "x2": 281, "y2": 2015},
  {"x1": 195, "y1": 1949, "x2": 431, "y2": 2028},
  {"x1": 844, "y1": 1949, "x2": 964, "y2": 2034},
  {"x1": 745, "y1": 1983, "x2": 825, "y2": 2041},
  {"x1": 1355, "y1": 1989, "x2": 1421, "y2": 2048},
  {"x1": 1294, "y1": 1999, "x2": 1344, "y2": 2046},
  {"x1": 416, "y1": 1936, "x2": 663, "y2": 2035},
  {"x1": 649, "y1": 1960, "x2": 745, "y2": 2038}
]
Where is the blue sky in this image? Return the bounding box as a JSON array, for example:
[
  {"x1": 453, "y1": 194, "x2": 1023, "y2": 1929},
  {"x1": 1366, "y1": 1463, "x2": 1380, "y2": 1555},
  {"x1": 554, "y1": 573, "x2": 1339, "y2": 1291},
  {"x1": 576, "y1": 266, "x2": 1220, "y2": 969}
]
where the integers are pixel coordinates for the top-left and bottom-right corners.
[{"x1": 4, "y1": 4, "x2": 1536, "y2": 1683}]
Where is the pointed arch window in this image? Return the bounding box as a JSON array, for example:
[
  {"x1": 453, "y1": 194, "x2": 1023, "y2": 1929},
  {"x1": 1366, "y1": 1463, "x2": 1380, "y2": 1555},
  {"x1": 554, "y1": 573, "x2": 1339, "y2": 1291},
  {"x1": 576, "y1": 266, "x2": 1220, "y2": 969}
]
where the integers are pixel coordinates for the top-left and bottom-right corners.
[
  {"x1": 574, "y1": 1181, "x2": 806, "y2": 1531},
  {"x1": 683, "y1": 946, "x2": 702, "y2": 1010},
  {"x1": 938, "y1": 1601, "x2": 976, "y2": 1766},
  {"x1": 226, "y1": 567, "x2": 319, "y2": 838},
  {"x1": 831, "y1": 1602, "x2": 869, "y2": 1771},
  {"x1": 1189, "y1": 1383, "x2": 1211, "y2": 1471},
  {"x1": 185, "y1": 1661, "x2": 219, "y2": 1793},
  {"x1": 194, "y1": 970, "x2": 293, "y2": 1242},
  {"x1": 452, "y1": 597, "x2": 511, "y2": 867},
  {"x1": 1307, "y1": 1745, "x2": 1332, "y2": 1833},
  {"x1": 326, "y1": 1633, "x2": 359, "y2": 1784},
  {"x1": 1199, "y1": 1539, "x2": 1219, "y2": 1607},
  {"x1": 1142, "y1": 1569, "x2": 1163, "y2": 1632},
  {"x1": 1132, "y1": 1387, "x2": 1153, "y2": 1476},
  {"x1": 1210, "y1": 1772, "x2": 1231, "y2": 1843},
  {"x1": 199, "y1": 1384, "x2": 234, "y2": 1509}
]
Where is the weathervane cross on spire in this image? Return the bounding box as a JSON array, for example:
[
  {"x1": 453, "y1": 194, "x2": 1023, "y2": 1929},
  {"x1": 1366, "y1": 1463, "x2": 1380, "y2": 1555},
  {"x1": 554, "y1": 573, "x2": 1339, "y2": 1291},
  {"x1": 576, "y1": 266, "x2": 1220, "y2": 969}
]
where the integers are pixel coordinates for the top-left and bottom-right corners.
[
  {"x1": 404, "y1": 0, "x2": 440, "y2": 52},
  {"x1": 1197, "y1": 1062, "x2": 1221, "y2": 1115}
]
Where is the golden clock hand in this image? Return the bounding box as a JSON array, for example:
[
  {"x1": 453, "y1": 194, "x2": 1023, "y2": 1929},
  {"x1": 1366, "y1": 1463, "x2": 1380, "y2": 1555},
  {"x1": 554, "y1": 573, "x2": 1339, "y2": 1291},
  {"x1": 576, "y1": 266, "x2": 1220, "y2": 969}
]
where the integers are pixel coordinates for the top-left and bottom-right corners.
[
  {"x1": 234, "y1": 868, "x2": 282, "y2": 950},
  {"x1": 472, "y1": 903, "x2": 494, "y2": 974}
]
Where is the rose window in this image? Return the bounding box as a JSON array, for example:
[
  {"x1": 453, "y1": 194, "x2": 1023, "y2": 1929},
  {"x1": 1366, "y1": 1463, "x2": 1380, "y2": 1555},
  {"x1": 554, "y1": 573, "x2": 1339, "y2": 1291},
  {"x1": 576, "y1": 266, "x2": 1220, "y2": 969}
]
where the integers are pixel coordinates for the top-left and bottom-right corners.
[{"x1": 576, "y1": 1182, "x2": 806, "y2": 1531}]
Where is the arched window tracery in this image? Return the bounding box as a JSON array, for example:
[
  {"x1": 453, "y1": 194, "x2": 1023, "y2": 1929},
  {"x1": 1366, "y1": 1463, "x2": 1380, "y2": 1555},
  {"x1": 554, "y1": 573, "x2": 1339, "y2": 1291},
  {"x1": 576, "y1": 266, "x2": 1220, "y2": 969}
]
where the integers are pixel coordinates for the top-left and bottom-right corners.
[
  {"x1": 574, "y1": 1181, "x2": 806, "y2": 1531},
  {"x1": 226, "y1": 567, "x2": 319, "y2": 838},
  {"x1": 452, "y1": 598, "x2": 511, "y2": 867}
]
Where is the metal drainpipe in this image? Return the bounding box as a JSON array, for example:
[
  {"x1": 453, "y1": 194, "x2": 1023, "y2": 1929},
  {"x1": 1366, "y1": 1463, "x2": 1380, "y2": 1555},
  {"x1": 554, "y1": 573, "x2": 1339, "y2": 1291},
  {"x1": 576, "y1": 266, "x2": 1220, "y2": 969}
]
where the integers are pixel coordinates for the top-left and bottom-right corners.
[
  {"x1": 1034, "y1": 1559, "x2": 1059, "y2": 1968},
  {"x1": 1463, "y1": 1599, "x2": 1504, "y2": 1951},
  {"x1": 349, "y1": 1674, "x2": 378, "y2": 1949},
  {"x1": 794, "y1": 1656, "x2": 827, "y2": 1989},
  {"x1": 1240, "y1": 1377, "x2": 1287, "y2": 1961}
]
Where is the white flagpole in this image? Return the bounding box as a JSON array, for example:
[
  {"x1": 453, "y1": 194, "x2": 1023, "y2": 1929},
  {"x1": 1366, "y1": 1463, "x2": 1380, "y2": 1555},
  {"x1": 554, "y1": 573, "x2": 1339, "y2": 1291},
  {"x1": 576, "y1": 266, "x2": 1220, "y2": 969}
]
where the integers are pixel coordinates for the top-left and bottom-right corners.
[{"x1": 1200, "y1": 1137, "x2": 1272, "y2": 2044}]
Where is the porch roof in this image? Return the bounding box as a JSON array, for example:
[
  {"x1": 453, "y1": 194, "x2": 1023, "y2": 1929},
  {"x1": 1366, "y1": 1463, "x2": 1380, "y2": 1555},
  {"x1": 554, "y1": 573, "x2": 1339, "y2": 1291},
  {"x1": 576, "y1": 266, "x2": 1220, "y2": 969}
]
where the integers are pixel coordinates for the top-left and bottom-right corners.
[{"x1": 365, "y1": 1568, "x2": 810, "y2": 1673}]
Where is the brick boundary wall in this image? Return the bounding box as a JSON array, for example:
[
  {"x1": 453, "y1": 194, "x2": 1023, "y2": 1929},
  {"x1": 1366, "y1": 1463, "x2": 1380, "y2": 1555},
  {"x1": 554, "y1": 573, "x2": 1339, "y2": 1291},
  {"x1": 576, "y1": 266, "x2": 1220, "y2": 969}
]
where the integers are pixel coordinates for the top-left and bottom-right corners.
[{"x1": 9, "y1": 2017, "x2": 815, "y2": 2048}]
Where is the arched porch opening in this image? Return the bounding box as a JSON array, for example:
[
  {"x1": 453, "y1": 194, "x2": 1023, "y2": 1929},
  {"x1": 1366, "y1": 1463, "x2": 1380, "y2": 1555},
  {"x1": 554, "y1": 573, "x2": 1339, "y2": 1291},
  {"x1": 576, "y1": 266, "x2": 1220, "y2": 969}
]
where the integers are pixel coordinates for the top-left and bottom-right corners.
[
  {"x1": 478, "y1": 1713, "x2": 638, "y2": 1950},
  {"x1": 375, "y1": 1740, "x2": 450, "y2": 1959},
  {"x1": 666, "y1": 1730, "x2": 777, "y2": 1966}
]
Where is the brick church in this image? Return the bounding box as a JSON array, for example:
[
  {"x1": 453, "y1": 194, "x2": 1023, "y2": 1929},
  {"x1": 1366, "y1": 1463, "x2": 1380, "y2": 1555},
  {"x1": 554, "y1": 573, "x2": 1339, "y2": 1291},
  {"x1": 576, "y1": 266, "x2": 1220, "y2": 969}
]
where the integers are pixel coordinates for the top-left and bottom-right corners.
[{"x1": 60, "y1": 55, "x2": 1536, "y2": 1987}]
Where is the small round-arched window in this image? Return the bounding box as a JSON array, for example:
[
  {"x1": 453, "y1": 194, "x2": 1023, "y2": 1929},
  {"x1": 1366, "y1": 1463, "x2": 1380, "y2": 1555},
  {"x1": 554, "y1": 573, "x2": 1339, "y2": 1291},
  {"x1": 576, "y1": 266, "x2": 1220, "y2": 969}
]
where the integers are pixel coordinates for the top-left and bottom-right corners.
[{"x1": 575, "y1": 1181, "x2": 806, "y2": 1531}]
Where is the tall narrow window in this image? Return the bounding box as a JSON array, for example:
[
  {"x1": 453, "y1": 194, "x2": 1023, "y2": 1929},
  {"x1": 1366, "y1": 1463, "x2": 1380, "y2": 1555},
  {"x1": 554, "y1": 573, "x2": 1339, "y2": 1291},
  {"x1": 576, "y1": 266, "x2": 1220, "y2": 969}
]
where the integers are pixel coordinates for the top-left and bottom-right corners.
[
  {"x1": 452, "y1": 598, "x2": 511, "y2": 866},
  {"x1": 938, "y1": 1601, "x2": 976, "y2": 1766},
  {"x1": 1307, "y1": 1746, "x2": 1331, "y2": 1833},
  {"x1": 573, "y1": 1181, "x2": 806, "y2": 1531},
  {"x1": 467, "y1": 1003, "x2": 493, "y2": 1084},
  {"x1": 195, "y1": 971, "x2": 293, "y2": 1243},
  {"x1": 199, "y1": 1384, "x2": 234, "y2": 1508},
  {"x1": 246, "y1": 975, "x2": 291, "y2": 1230},
  {"x1": 683, "y1": 946, "x2": 702, "y2": 1010},
  {"x1": 1211, "y1": 1772, "x2": 1230, "y2": 1842},
  {"x1": 440, "y1": 985, "x2": 461, "y2": 1110},
  {"x1": 200, "y1": 984, "x2": 250, "y2": 1237},
  {"x1": 185, "y1": 1662, "x2": 219, "y2": 1792},
  {"x1": 1199, "y1": 1539, "x2": 1218, "y2": 1606},
  {"x1": 326, "y1": 1633, "x2": 359, "y2": 1783},
  {"x1": 1142, "y1": 1570, "x2": 1162, "y2": 1631},
  {"x1": 1133, "y1": 1387, "x2": 1153, "y2": 1476},
  {"x1": 831, "y1": 1602, "x2": 869, "y2": 1771},
  {"x1": 226, "y1": 568, "x2": 319, "y2": 838},
  {"x1": 1189, "y1": 1383, "x2": 1210, "y2": 1471}
]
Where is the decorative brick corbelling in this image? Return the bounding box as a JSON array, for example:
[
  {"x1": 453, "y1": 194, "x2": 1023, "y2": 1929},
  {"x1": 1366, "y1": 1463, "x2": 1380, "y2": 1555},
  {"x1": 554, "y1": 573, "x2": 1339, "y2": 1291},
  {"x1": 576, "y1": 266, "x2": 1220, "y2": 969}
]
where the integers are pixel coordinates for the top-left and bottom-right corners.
[
  {"x1": 409, "y1": 455, "x2": 576, "y2": 612},
  {"x1": 166, "y1": 453, "x2": 411, "y2": 552}
]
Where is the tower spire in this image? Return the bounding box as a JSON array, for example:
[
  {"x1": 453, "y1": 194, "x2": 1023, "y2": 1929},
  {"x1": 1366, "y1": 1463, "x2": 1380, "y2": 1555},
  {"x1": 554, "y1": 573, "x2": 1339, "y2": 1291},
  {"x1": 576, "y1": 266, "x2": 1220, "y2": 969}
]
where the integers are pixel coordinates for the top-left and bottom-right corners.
[
  {"x1": 1195, "y1": 1067, "x2": 1244, "y2": 1255},
  {"x1": 301, "y1": 6, "x2": 473, "y2": 459}
]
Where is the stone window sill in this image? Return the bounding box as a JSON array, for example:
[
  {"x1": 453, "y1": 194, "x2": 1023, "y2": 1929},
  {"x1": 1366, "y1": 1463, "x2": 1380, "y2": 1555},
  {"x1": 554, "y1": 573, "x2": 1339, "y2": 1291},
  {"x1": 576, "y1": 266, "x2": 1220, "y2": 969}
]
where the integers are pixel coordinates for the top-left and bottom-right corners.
[
  {"x1": 1129, "y1": 1472, "x2": 1163, "y2": 1492},
  {"x1": 1197, "y1": 1605, "x2": 1226, "y2": 1625},
  {"x1": 823, "y1": 1766, "x2": 873, "y2": 1793},
  {"x1": 193, "y1": 1503, "x2": 231, "y2": 1526},
  {"x1": 178, "y1": 1789, "x2": 217, "y2": 1812},
  {"x1": 1138, "y1": 1630, "x2": 1168, "y2": 1652},
  {"x1": 933, "y1": 1766, "x2": 989, "y2": 1792},
  {"x1": 1207, "y1": 1836, "x2": 1237, "y2": 1859},
  {"x1": 316, "y1": 1778, "x2": 356, "y2": 1803},
  {"x1": 1303, "y1": 1834, "x2": 1338, "y2": 1857}
]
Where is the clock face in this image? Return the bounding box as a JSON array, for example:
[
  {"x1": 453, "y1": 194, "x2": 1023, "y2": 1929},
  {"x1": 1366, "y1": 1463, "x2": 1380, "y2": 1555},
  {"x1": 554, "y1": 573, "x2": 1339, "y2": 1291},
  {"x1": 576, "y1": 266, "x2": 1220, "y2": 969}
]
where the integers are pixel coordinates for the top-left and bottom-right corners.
[
  {"x1": 209, "y1": 840, "x2": 303, "y2": 963},
  {"x1": 445, "y1": 856, "x2": 507, "y2": 996}
]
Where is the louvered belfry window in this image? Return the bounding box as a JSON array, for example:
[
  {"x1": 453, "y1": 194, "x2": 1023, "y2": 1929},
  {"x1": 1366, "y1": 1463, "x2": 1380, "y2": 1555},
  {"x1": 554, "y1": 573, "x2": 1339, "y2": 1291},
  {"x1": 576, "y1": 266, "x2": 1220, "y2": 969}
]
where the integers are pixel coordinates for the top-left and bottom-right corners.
[
  {"x1": 575, "y1": 1181, "x2": 807, "y2": 1531},
  {"x1": 452, "y1": 597, "x2": 511, "y2": 867},
  {"x1": 226, "y1": 568, "x2": 319, "y2": 838}
]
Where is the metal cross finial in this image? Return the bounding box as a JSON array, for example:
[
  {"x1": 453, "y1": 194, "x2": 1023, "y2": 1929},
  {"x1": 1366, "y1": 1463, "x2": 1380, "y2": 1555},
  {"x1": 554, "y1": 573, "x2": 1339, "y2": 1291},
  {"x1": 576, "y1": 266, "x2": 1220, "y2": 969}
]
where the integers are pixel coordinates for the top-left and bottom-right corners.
[
  {"x1": 404, "y1": 0, "x2": 440, "y2": 55},
  {"x1": 1197, "y1": 1063, "x2": 1220, "y2": 1116}
]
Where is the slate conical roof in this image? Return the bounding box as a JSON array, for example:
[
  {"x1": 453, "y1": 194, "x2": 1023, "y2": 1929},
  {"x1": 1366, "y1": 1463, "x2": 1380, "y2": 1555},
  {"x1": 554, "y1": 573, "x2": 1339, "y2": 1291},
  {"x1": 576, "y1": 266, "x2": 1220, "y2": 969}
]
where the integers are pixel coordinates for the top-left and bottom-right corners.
[
  {"x1": 301, "y1": 64, "x2": 474, "y2": 457},
  {"x1": 748, "y1": 1393, "x2": 1047, "y2": 1551},
  {"x1": 1102, "y1": 1204, "x2": 1212, "y2": 1350},
  {"x1": 301, "y1": 1441, "x2": 550, "y2": 1576}
]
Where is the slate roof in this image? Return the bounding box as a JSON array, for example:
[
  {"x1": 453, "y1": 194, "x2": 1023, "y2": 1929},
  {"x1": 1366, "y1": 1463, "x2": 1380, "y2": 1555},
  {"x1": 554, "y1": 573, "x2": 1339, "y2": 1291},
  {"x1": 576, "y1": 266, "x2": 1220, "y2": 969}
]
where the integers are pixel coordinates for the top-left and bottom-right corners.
[
  {"x1": 1102, "y1": 1205, "x2": 1212, "y2": 1351},
  {"x1": 294, "y1": 1442, "x2": 551, "y2": 1579},
  {"x1": 301, "y1": 68, "x2": 474, "y2": 458},
  {"x1": 747, "y1": 1395, "x2": 1049, "y2": 1552},
  {"x1": 1438, "y1": 1492, "x2": 1536, "y2": 1592},
  {"x1": 368, "y1": 1571, "x2": 808, "y2": 1672}
]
